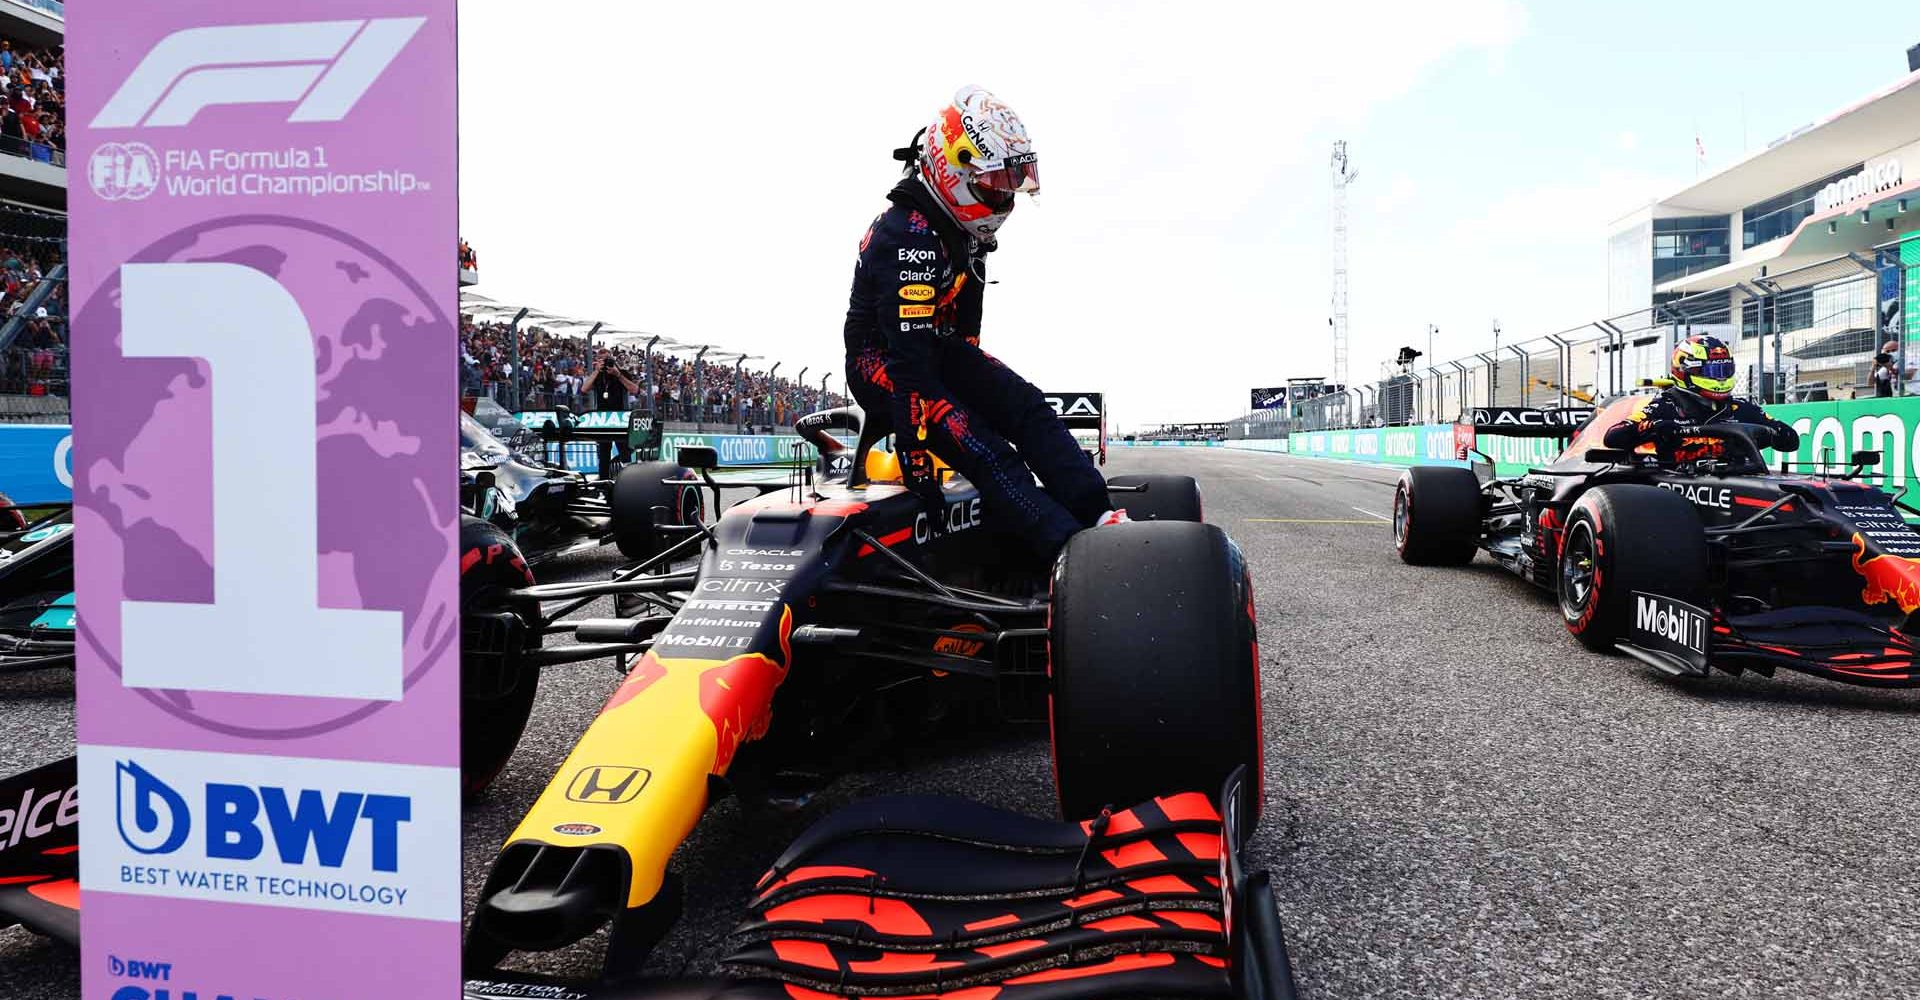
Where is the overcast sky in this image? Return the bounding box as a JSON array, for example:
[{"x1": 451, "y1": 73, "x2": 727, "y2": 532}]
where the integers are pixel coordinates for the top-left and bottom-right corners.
[{"x1": 460, "y1": 2, "x2": 1920, "y2": 428}]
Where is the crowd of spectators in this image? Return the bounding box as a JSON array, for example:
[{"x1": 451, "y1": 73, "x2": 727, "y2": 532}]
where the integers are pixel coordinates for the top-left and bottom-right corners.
[
  {"x1": 0, "y1": 238, "x2": 65, "y2": 397},
  {"x1": 0, "y1": 35, "x2": 63, "y2": 163},
  {"x1": 461, "y1": 317, "x2": 836, "y2": 428}
]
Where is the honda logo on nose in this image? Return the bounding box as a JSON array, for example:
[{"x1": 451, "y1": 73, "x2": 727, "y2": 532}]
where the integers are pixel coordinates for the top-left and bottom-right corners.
[
  {"x1": 93, "y1": 18, "x2": 426, "y2": 129},
  {"x1": 565, "y1": 766, "x2": 650, "y2": 804}
]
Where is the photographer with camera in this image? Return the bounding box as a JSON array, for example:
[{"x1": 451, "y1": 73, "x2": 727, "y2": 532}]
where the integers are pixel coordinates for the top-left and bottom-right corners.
[{"x1": 581, "y1": 347, "x2": 638, "y2": 414}]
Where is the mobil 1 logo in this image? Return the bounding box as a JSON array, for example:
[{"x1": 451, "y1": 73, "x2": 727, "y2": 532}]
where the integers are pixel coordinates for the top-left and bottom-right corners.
[{"x1": 1629, "y1": 591, "x2": 1709, "y2": 672}]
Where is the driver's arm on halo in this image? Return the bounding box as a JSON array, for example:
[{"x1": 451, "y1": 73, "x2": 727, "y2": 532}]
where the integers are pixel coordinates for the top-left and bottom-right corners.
[
  {"x1": 1728, "y1": 399, "x2": 1800, "y2": 452},
  {"x1": 1602, "y1": 394, "x2": 1675, "y2": 450}
]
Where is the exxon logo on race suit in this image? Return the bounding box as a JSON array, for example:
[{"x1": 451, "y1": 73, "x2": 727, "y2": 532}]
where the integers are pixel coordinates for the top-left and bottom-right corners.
[{"x1": 116, "y1": 759, "x2": 408, "y2": 872}]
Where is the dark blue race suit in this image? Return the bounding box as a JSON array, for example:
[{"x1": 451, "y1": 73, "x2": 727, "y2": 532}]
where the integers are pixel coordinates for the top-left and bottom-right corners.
[{"x1": 843, "y1": 177, "x2": 1109, "y2": 559}]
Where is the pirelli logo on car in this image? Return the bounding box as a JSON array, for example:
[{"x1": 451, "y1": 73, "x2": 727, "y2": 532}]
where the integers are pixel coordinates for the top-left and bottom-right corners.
[{"x1": 565, "y1": 765, "x2": 651, "y2": 804}]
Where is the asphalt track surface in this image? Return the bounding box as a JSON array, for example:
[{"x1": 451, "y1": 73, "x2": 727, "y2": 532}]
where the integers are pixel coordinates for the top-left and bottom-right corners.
[{"x1": 5, "y1": 446, "x2": 1920, "y2": 998}]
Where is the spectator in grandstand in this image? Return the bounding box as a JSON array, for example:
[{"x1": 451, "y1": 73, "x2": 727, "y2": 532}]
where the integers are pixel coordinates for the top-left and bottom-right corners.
[{"x1": 843, "y1": 86, "x2": 1117, "y2": 561}]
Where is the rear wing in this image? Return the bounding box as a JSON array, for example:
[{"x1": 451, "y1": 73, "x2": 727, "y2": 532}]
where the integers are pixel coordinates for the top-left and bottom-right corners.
[
  {"x1": 1044, "y1": 392, "x2": 1106, "y2": 465},
  {"x1": 1466, "y1": 405, "x2": 1594, "y2": 438}
]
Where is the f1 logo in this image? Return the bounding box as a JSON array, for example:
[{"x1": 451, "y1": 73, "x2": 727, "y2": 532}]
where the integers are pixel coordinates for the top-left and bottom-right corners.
[
  {"x1": 565, "y1": 766, "x2": 650, "y2": 804},
  {"x1": 92, "y1": 18, "x2": 425, "y2": 129}
]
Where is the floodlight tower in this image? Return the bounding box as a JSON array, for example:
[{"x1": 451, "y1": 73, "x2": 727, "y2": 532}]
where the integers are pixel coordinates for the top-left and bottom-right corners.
[{"x1": 1330, "y1": 141, "x2": 1358, "y2": 393}]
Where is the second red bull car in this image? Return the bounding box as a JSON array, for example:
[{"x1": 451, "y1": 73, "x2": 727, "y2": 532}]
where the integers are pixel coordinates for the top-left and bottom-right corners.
[{"x1": 1394, "y1": 393, "x2": 1920, "y2": 687}]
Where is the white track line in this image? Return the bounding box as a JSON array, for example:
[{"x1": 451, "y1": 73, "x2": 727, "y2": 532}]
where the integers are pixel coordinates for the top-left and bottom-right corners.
[{"x1": 1351, "y1": 506, "x2": 1392, "y2": 522}]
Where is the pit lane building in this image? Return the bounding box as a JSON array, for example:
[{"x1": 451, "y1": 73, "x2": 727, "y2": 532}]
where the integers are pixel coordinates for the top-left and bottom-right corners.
[{"x1": 1608, "y1": 55, "x2": 1920, "y2": 399}]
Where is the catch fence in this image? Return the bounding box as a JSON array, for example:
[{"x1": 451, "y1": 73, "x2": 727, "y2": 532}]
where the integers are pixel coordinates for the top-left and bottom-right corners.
[{"x1": 1234, "y1": 238, "x2": 1914, "y2": 437}]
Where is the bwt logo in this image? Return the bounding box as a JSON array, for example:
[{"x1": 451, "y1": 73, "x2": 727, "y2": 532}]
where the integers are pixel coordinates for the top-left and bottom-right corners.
[
  {"x1": 115, "y1": 760, "x2": 411, "y2": 872},
  {"x1": 107, "y1": 955, "x2": 172, "y2": 981},
  {"x1": 92, "y1": 17, "x2": 425, "y2": 129}
]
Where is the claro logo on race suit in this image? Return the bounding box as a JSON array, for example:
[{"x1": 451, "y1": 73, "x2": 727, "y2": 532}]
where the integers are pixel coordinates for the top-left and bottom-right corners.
[
  {"x1": 1655, "y1": 482, "x2": 1732, "y2": 510},
  {"x1": 92, "y1": 18, "x2": 426, "y2": 129},
  {"x1": 116, "y1": 759, "x2": 410, "y2": 872}
]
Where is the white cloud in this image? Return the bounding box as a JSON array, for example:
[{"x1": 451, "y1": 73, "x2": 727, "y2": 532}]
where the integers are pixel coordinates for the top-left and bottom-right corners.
[{"x1": 459, "y1": 0, "x2": 1531, "y2": 427}]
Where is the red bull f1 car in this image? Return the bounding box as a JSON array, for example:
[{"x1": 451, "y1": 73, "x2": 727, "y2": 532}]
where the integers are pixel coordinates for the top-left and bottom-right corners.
[
  {"x1": 5, "y1": 407, "x2": 1289, "y2": 1000},
  {"x1": 1393, "y1": 392, "x2": 1920, "y2": 687},
  {"x1": 458, "y1": 405, "x2": 1277, "y2": 994}
]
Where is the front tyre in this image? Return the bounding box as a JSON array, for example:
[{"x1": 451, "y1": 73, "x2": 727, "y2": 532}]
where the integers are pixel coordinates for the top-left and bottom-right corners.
[
  {"x1": 1103, "y1": 474, "x2": 1203, "y2": 522},
  {"x1": 1049, "y1": 521, "x2": 1261, "y2": 830},
  {"x1": 460, "y1": 516, "x2": 542, "y2": 799},
  {"x1": 612, "y1": 461, "x2": 700, "y2": 561},
  {"x1": 1394, "y1": 466, "x2": 1481, "y2": 566},
  {"x1": 1558, "y1": 485, "x2": 1707, "y2": 652}
]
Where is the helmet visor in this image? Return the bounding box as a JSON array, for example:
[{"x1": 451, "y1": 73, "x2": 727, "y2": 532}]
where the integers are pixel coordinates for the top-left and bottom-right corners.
[
  {"x1": 1697, "y1": 359, "x2": 1735, "y2": 380},
  {"x1": 969, "y1": 153, "x2": 1039, "y2": 211}
]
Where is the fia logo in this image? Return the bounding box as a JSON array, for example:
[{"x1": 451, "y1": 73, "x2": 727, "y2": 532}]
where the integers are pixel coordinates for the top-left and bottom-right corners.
[{"x1": 87, "y1": 142, "x2": 161, "y2": 201}]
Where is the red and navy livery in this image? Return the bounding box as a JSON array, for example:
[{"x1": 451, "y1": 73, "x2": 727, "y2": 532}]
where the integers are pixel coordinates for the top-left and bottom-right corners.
[{"x1": 1396, "y1": 392, "x2": 1920, "y2": 688}]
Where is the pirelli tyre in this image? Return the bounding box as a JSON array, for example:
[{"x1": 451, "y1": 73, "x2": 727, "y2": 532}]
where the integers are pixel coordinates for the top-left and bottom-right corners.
[
  {"x1": 612, "y1": 461, "x2": 700, "y2": 561},
  {"x1": 1048, "y1": 521, "x2": 1261, "y2": 829},
  {"x1": 461, "y1": 516, "x2": 542, "y2": 799},
  {"x1": 1393, "y1": 466, "x2": 1482, "y2": 566},
  {"x1": 1103, "y1": 474, "x2": 1203, "y2": 523},
  {"x1": 1558, "y1": 485, "x2": 1708, "y2": 653}
]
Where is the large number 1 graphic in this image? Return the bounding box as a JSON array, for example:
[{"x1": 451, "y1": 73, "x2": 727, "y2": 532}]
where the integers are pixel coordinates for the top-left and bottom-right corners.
[{"x1": 118, "y1": 263, "x2": 403, "y2": 700}]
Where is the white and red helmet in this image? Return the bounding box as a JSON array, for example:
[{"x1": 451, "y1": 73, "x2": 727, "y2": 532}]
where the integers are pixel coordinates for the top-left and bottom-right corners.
[{"x1": 915, "y1": 85, "x2": 1040, "y2": 244}]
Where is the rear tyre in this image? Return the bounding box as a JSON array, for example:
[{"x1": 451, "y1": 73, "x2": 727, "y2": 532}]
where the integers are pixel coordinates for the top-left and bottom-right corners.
[
  {"x1": 1558, "y1": 485, "x2": 1707, "y2": 652},
  {"x1": 1394, "y1": 466, "x2": 1481, "y2": 566},
  {"x1": 1049, "y1": 521, "x2": 1261, "y2": 830},
  {"x1": 612, "y1": 461, "x2": 700, "y2": 561},
  {"x1": 461, "y1": 516, "x2": 542, "y2": 800},
  {"x1": 1103, "y1": 474, "x2": 1203, "y2": 523}
]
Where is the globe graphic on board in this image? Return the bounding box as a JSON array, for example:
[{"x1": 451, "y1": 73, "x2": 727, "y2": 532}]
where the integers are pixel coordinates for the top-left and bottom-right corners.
[{"x1": 75, "y1": 215, "x2": 457, "y2": 737}]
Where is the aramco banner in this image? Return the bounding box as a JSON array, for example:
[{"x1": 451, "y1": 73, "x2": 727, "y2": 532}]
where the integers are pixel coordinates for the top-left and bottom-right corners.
[{"x1": 71, "y1": 6, "x2": 460, "y2": 999}]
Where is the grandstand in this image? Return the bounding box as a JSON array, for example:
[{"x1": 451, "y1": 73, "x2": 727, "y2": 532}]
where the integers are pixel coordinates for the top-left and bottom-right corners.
[
  {"x1": 459, "y1": 287, "x2": 841, "y2": 432},
  {"x1": 0, "y1": 0, "x2": 62, "y2": 424}
]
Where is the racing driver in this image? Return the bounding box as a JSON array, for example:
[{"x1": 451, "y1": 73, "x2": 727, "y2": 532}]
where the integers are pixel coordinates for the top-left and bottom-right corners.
[
  {"x1": 1603, "y1": 334, "x2": 1800, "y2": 460},
  {"x1": 843, "y1": 85, "x2": 1120, "y2": 559}
]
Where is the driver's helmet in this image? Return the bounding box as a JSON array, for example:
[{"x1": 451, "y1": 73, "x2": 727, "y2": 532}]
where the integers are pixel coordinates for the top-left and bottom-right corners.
[
  {"x1": 1671, "y1": 334, "x2": 1736, "y2": 400},
  {"x1": 915, "y1": 85, "x2": 1041, "y2": 245}
]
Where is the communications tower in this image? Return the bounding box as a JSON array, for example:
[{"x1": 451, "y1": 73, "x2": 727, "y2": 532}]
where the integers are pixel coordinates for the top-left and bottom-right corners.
[{"x1": 1329, "y1": 141, "x2": 1357, "y2": 392}]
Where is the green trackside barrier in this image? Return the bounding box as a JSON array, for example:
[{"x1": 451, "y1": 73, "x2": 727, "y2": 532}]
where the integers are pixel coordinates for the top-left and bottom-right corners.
[{"x1": 1252, "y1": 396, "x2": 1920, "y2": 487}]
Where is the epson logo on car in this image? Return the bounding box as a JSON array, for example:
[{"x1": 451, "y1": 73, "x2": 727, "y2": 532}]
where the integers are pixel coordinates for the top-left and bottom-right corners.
[
  {"x1": 115, "y1": 759, "x2": 409, "y2": 872},
  {"x1": 1656, "y1": 482, "x2": 1732, "y2": 510},
  {"x1": 1634, "y1": 594, "x2": 1706, "y2": 653}
]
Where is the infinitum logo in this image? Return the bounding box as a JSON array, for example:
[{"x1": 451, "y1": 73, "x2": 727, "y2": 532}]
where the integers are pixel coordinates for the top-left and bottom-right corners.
[{"x1": 92, "y1": 18, "x2": 425, "y2": 129}]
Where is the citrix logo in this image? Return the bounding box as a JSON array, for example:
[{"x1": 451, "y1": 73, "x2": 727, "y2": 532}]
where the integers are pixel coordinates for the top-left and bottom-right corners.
[
  {"x1": 92, "y1": 18, "x2": 426, "y2": 129},
  {"x1": 114, "y1": 760, "x2": 411, "y2": 872}
]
